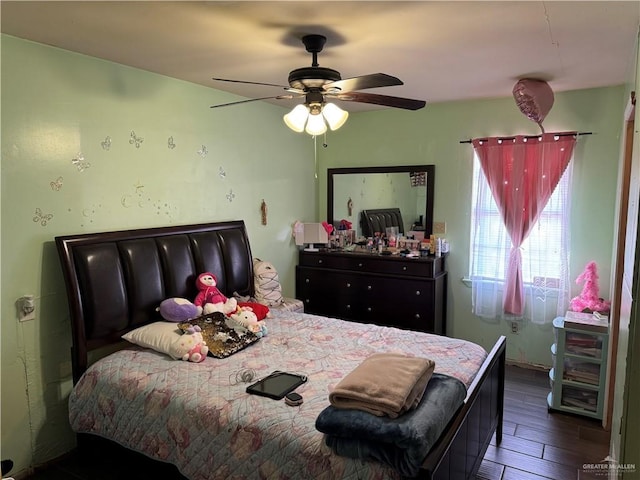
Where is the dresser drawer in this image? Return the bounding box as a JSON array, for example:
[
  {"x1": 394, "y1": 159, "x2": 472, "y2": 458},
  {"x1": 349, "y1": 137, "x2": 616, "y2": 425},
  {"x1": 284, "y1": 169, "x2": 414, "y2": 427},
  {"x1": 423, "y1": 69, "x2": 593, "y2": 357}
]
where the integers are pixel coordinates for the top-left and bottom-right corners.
[
  {"x1": 359, "y1": 277, "x2": 437, "y2": 331},
  {"x1": 360, "y1": 257, "x2": 441, "y2": 277},
  {"x1": 296, "y1": 267, "x2": 352, "y2": 317},
  {"x1": 298, "y1": 252, "x2": 355, "y2": 270},
  {"x1": 299, "y1": 251, "x2": 444, "y2": 278}
]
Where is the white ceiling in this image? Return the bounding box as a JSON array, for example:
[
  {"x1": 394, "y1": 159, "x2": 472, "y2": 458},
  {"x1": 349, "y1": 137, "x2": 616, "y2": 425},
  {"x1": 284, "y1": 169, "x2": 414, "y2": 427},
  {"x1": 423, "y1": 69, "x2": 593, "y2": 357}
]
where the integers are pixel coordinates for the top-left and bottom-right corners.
[{"x1": 2, "y1": 1, "x2": 639, "y2": 112}]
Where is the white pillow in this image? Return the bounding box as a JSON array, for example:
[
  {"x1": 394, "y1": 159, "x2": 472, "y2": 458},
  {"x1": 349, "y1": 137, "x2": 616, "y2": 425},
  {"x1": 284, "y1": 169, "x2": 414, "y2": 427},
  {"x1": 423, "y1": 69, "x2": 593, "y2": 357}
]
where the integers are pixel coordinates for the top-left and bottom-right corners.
[{"x1": 122, "y1": 321, "x2": 186, "y2": 359}]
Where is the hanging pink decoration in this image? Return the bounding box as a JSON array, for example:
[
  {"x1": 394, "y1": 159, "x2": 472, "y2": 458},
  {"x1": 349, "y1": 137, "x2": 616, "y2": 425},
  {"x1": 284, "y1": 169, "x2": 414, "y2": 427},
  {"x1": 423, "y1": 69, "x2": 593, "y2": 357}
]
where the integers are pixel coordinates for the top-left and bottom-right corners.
[
  {"x1": 512, "y1": 79, "x2": 554, "y2": 133},
  {"x1": 568, "y1": 261, "x2": 611, "y2": 313}
]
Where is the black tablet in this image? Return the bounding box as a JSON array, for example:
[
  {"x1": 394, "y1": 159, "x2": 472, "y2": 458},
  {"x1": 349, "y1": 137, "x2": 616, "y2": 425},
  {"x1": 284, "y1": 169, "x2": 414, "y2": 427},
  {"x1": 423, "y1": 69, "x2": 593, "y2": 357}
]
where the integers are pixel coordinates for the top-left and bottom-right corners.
[{"x1": 246, "y1": 371, "x2": 307, "y2": 400}]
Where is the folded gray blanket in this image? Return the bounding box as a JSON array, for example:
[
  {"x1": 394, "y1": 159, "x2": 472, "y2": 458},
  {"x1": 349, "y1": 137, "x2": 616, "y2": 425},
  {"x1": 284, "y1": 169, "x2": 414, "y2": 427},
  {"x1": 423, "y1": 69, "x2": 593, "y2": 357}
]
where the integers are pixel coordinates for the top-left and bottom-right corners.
[
  {"x1": 329, "y1": 353, "x2": 435, "y2": 418},
  {"x1": 316, "y1": 373, "x2": 467, "y2": 478}
]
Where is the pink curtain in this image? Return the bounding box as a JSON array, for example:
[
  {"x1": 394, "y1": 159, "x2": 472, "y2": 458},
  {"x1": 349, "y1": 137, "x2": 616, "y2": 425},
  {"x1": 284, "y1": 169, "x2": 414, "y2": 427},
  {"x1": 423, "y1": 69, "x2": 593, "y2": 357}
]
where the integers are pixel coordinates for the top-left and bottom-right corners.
[{"x1": 472, "y1": 134, "x2": 576, "y2": 315}]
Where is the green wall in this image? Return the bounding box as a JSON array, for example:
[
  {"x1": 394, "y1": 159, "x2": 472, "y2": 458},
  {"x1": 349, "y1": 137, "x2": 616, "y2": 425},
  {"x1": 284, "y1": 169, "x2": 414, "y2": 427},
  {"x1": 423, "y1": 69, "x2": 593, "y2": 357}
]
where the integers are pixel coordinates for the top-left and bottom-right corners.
[
  {"x1": 0, "y1": 34, "x2": 628, "y2": 476},
  {"x1": 318, "y1": 86, "x2": 626, "y2": 366},
  {"x1": 1, "y1": 35, "x2": 316, "y2": 474}
]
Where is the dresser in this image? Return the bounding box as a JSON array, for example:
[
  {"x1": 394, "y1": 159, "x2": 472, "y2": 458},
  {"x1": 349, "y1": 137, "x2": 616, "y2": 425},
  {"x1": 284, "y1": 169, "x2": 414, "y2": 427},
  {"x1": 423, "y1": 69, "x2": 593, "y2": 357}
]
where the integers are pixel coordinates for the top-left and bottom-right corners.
[
  {"x1": 547, "y1": 315, "x2": 608, "y2": 420},
  {"x1": 295, "y1": 250, "x2": 447, "y2": 334}
]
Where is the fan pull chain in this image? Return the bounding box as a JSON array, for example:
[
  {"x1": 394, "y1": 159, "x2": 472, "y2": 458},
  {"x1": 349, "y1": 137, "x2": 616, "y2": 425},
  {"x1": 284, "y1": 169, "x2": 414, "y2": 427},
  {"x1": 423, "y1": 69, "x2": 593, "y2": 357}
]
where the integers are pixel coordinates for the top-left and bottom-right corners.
[{"x1": 314, "y1": 135, "x2": 318, "y2": 179}]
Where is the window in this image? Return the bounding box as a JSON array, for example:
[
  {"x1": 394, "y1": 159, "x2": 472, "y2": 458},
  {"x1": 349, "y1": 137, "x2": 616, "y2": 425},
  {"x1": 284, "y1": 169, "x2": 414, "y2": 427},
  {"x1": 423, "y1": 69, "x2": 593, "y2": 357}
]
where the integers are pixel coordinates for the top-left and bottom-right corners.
[{"x1": 469, "y1": 149, "x2": 573, "y2": 324}]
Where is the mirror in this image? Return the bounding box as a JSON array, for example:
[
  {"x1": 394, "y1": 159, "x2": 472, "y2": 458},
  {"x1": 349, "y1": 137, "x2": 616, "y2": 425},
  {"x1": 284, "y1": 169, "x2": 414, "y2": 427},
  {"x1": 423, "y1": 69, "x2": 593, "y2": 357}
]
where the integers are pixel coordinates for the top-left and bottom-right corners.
[{"x1": 328, "y1": 165, "x2": 435, "y2": 238}]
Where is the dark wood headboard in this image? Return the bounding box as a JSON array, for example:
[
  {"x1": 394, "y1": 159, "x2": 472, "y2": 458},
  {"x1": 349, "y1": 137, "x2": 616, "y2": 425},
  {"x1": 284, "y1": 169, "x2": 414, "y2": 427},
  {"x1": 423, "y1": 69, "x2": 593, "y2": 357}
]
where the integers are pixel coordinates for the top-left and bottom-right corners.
[
  {"x1": 360, "y1": 208, "x2": 405, "y2": 238},
  {"x1": 55, "y1": 220, "x2": 254, "y2": 382}
]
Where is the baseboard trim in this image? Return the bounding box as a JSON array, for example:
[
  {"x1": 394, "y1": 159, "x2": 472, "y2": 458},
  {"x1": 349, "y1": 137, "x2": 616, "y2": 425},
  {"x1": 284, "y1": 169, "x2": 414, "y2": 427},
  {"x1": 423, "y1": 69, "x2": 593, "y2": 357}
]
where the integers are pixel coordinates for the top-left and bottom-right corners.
[{"x1": 506, "y1": 360, "x2": 550, "y2": 372}]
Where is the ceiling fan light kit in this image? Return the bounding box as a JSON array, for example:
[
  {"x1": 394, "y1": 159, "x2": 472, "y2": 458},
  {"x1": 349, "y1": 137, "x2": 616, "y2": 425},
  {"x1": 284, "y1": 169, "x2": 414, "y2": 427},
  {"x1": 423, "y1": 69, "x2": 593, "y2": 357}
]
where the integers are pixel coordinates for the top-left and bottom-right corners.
[
  {"x1": 283, "y1": 101, "x2": 349, "y2": 135},
  {"x1": 211, "y1": 33, "x2": 426, "y2": 136}
]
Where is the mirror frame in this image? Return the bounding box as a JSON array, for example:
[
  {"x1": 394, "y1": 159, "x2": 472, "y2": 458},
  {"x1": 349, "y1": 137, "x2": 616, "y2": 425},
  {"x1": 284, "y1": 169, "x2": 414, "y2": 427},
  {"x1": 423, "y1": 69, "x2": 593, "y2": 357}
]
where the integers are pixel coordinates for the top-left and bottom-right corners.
[{"x1": 327, "y1": 164, "x2": 435, "y2": 238}]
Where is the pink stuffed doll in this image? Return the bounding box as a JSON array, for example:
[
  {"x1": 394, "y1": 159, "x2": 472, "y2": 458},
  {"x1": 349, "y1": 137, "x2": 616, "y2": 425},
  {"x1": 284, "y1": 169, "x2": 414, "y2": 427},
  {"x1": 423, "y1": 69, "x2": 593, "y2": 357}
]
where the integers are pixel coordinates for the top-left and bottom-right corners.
[{"x1": 194, "y1": 272, "x2": 238, "y2": 316}]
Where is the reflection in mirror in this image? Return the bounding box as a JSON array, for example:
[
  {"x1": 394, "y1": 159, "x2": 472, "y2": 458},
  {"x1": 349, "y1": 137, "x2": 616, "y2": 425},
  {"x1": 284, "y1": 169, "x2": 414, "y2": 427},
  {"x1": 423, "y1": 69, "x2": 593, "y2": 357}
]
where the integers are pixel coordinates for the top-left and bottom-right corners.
[{"x1": 328, "y1": 165, "x2": 435, "y2": 238}]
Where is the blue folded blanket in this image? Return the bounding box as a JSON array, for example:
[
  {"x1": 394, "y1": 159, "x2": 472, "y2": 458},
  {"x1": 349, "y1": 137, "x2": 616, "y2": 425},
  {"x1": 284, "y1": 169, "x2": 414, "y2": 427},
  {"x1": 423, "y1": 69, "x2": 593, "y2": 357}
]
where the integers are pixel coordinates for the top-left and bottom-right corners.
[{"x1": 315, "y1": 373, "x2": 467, "y2": 478}]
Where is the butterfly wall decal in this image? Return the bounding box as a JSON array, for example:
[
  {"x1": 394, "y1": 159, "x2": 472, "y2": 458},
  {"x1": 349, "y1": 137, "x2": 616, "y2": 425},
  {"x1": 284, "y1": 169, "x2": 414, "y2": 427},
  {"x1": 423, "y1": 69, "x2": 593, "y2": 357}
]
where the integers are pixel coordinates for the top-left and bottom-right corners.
[
  {"x1": 50, "y1": 176, "x2": 63, "y2": 191},
  {"x1": 33, "y1": 208, "x2": 53, "y2": 226},
  {"x1": 101, "y1": 136, "x2": 112, "y2": 150},
  {"x1": 129, "y1": 131, "x2": 144, "y2": 148},
  {"x1": 71, "y1": 153, "x2": 90, "y2": 172}
]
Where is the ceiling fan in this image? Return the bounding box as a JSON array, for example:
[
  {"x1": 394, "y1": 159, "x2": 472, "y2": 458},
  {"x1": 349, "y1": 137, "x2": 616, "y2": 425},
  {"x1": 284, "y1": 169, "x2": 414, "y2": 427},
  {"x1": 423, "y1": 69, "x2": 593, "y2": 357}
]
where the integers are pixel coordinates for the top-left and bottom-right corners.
[{"x1": 210, "y1": 34, "x2": 426, "y2": 135}]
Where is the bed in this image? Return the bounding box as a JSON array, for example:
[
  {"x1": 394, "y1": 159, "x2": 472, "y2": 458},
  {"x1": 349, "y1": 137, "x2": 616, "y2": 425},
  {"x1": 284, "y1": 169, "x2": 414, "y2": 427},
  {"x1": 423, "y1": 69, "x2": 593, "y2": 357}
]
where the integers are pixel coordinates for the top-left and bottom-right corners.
[
  {"x1": 56, "y1": 220, "x2": 505, "y2": 480},
  {"x1": 360, "y1": 208, "x2": 405, "y2": 238}
]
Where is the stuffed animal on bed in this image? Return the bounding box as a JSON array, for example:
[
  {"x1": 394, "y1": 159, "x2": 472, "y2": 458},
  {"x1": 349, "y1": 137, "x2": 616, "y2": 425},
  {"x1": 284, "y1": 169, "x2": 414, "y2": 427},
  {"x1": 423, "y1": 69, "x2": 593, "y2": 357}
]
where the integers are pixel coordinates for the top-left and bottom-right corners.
[
  {"x1": 157, "y1": 297, "x2": 199, "y2": 323},
  {"x1": 176, "y1": 330, "x2": 209, "y2": 363},
  {"x1": 228, "y1": 307, "x2": 268, "y2": 338},
  {"x1": 237, "y1": 302, "x2": 271, "y2": 320},
  {"x1": 194, "y1": 272, "x2": 238, "y2": 316}
]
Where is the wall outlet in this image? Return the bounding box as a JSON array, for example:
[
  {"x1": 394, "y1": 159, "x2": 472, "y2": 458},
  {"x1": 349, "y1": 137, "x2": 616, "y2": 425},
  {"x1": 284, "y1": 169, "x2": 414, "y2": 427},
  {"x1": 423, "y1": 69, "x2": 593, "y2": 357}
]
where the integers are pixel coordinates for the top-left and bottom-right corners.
[
  {"x1": 18, "y1": 295, "x2": 36, "y2": 322},
  {"x1": 19, "y1": 310, "x2": 35, "y2": 322},
  {"x1": 511, "y1": 321, "x2": 519, "y2": 334},
  {"x1": 433, "y1": 222, "x2": 446, "y2": 234}
]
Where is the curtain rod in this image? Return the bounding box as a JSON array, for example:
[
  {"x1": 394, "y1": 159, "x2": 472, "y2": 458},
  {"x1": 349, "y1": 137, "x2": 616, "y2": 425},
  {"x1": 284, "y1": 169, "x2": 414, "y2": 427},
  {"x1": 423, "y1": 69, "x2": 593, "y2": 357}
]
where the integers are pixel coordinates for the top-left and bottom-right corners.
[{"x1": 459, "y1": 132, "x2": 592, "y2": 144}]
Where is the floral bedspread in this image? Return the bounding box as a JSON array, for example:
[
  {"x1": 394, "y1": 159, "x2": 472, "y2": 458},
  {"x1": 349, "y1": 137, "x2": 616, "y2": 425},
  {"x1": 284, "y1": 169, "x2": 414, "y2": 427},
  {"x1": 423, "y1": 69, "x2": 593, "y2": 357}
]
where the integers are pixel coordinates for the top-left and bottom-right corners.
[{"x1": 69, "y1": 311, "x2": 487, "y2": 480}]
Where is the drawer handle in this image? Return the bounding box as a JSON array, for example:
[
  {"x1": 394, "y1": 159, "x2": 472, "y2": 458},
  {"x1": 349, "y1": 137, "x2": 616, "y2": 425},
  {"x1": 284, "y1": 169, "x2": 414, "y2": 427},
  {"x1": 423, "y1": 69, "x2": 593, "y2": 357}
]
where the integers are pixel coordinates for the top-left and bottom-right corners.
[
  {"x1": 318, "y1": 259, "x2": 323, "y2": 264},
  {"x1": 402, "y1": 266, "x2": 407, "y2": 271},
  {"x1": 415, "y1": 290, "x2": 421, "y2": 296},
  {"x1": 367, "y1": 307, "x2": 372, "y2": 312},
  {"x1": 305, "y1": 299, "x2": 310, "y2": 303},
  {"x1": 346, "y1": 304, "x2": 351, "y2": 309},
  {"x1": 305, "y1": 279, "x2": 310, "y2": 283},
  {"x1": 367, "y1": 285, "x2": 372, "y2": 290},
  {"x1": 415, "y1": 314, "x2": 421, "y2": 319},
  {"x1": 358, "y1": 263, "x2": 363, "y2": 267},
  {"x1": 346, "y1": 283, "x2": 351, "y2": 288}
]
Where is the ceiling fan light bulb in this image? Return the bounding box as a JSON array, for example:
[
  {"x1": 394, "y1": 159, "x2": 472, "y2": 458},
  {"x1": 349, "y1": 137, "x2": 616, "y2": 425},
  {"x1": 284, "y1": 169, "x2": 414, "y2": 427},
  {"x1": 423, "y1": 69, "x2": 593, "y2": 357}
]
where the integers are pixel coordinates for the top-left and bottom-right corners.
[
  {"x1": 305, "y1": 112, "x2": 327, "y2": 136},
  {"x1": 283, "y1": 104, "x2": 309, "y2": 133},
  {"x1": 322, "y1": 103, "x2": 349, "y2": 131}
]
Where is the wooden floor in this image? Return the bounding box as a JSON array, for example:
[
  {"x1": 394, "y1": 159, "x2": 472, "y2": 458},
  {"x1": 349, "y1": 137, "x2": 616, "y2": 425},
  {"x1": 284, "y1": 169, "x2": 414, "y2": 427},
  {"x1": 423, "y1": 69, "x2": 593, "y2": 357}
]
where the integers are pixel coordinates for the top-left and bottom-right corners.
[
  {"x1": 18, "y1": 364, "x2": 610, "y2": 480},
  {"x1": 477, "y1": 364, "x2": 610, "y2": 480}
]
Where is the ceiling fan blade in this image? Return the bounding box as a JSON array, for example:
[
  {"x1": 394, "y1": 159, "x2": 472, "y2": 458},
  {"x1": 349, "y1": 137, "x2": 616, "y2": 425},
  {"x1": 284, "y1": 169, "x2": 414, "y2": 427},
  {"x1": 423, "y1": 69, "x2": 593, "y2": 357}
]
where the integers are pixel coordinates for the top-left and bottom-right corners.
[
  {"x1": 210, "y1": 95, "x2": 297, "y2": 109},
  {"x1": 212, "y1": 77, "x2": 289, "y2": 89},
  {"x1": 324, "y1": 73, "x2": 403, "y2": 93},
  {"x1": 212, "y1": 77, "x2": 305, "y2": 94},
  {"x1": 333, "y1": 92, "x2": 426, "y2": 111}
]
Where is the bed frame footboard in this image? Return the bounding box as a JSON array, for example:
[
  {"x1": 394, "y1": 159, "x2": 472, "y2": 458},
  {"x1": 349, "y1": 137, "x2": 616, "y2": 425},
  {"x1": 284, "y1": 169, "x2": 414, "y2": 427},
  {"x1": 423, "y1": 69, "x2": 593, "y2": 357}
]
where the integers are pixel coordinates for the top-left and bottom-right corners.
[{"x1": 422, "y1": 335, "x2": 506, "y2": 480}]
